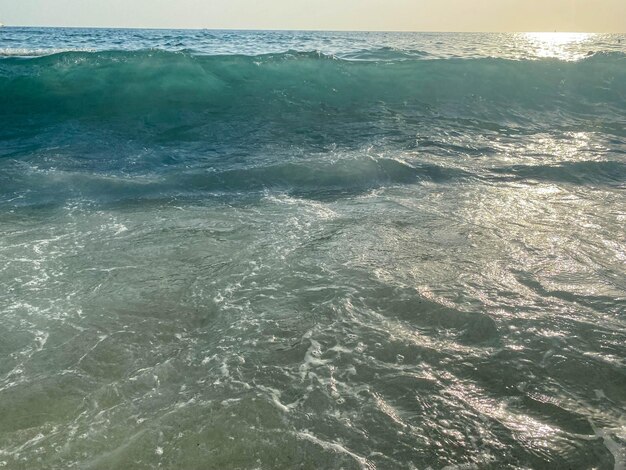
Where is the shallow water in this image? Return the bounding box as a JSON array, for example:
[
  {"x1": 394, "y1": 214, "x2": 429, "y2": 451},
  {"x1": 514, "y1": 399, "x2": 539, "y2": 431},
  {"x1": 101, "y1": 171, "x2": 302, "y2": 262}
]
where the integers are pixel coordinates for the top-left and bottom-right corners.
[{"x1": 0, "y1": 29, "x2": 625, "y2": 469}]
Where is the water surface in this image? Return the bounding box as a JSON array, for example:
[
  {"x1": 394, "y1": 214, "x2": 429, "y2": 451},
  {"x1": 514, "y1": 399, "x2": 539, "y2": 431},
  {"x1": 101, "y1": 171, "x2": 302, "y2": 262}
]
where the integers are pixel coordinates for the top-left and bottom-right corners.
[{"x1": 0, "y1": 28, "x2": 625, "y2": 469}]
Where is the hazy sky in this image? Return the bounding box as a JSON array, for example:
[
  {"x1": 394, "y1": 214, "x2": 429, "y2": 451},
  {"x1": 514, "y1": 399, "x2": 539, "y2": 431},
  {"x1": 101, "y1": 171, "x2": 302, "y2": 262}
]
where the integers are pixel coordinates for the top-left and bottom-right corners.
[{"x1": 1, "y1": 0, "x2": 624, "y2": 32}]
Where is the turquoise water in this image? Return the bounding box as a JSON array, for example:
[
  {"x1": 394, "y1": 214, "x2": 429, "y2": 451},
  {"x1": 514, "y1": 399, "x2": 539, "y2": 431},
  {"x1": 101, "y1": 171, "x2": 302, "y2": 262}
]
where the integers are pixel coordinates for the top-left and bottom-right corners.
[{"x1": 0, "y1": 28, "x2": 625, "y2": 469}]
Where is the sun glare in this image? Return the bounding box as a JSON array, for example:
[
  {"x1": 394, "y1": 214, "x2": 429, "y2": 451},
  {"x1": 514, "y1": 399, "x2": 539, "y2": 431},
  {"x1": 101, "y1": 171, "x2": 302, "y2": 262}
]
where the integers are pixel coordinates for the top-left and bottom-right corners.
[{"x1": 523, "y1": 32, "x2": 595, "y2": 60}]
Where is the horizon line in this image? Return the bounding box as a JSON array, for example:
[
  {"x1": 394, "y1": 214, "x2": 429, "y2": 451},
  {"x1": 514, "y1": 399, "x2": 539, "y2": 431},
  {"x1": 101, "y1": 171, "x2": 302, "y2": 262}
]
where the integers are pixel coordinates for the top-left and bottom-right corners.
[{"x1": 1, "y1": 25, "x2": 624, "y2": 34}]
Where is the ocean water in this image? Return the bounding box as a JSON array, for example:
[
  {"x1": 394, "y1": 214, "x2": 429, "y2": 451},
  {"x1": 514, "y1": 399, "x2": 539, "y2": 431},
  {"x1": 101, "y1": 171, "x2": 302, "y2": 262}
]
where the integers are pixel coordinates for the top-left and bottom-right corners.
[{"x1": 0, "y1": 27, "x2": 625, "y2": 469}]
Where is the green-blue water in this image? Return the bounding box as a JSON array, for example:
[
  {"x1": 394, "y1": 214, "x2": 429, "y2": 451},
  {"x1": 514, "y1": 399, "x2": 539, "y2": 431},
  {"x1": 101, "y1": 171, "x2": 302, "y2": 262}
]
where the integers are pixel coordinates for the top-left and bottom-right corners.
[{"x1": 1, "y1": 28, "x2": 625, "y2": 469}]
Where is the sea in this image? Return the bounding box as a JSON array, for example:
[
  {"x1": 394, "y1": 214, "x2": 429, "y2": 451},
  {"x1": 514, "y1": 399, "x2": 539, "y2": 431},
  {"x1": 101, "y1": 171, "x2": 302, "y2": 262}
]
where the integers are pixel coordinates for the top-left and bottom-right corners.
[{"x1": 0, "y1": 28, "x2": 625, "y2": 469}]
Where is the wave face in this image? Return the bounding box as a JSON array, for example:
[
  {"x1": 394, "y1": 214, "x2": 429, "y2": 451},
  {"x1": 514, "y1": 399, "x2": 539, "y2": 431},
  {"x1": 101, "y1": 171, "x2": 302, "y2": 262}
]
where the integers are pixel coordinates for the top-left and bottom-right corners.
[
  {"x1": 1, "y1": 29, "x2": 625, "y2": 470},
  {"x1": 1, "y1": 50, "x2": 625, "y2": 121}
]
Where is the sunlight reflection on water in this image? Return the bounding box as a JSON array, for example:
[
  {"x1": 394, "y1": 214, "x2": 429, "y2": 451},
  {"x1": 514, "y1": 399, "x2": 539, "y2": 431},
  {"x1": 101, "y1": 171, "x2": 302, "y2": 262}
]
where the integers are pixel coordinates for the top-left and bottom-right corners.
[{"x1": 520, "y1": 32, "x2": 595, "y2": 60}]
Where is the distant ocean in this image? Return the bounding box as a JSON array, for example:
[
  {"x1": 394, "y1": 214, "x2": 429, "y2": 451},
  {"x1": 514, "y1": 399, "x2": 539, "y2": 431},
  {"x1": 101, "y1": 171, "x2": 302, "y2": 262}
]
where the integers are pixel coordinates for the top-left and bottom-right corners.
[{"x1": 1, "y1": 28, "x2": 625, "y2": 469}]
